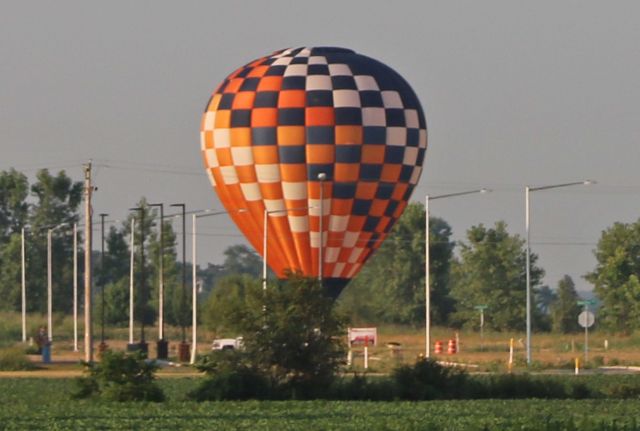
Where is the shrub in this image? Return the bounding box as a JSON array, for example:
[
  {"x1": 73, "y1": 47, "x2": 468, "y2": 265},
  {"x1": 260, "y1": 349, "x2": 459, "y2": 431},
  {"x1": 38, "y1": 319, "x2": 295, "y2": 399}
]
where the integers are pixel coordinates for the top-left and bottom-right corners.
[
  {"x1": 0, "y1": 346, "x2": 37, "y2": 371},
  {"x1": 73, "y1": 350, "x2": 164, "y2": 402},
  {"x1": 392, "y1": 358, "x2": 469, "y2": 400}
]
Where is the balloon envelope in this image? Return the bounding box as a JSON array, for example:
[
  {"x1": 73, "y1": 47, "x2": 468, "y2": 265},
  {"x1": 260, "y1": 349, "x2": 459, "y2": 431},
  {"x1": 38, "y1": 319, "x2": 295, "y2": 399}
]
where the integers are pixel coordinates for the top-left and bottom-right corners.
[{"x1": 201, "y1": 47, "x2": 427, "y2": 298}]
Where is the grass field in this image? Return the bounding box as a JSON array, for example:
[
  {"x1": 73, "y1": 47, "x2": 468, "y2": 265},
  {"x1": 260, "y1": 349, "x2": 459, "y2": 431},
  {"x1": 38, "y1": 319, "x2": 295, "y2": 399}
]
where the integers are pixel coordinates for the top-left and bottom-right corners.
[{"x1": 0, "y1": 378, "x2": 639, "y2": 430}]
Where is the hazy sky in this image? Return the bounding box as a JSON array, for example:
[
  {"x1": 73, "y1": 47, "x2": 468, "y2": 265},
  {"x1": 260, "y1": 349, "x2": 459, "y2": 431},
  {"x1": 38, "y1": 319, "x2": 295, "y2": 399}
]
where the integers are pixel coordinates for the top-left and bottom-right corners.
[{"x1": 2, "y1": 1, "x2": 639, "y2": 293}]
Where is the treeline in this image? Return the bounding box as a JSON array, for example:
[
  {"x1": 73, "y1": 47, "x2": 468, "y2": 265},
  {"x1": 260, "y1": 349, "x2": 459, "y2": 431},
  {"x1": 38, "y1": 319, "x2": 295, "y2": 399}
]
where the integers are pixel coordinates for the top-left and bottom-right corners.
[{"x1": 1, "y1": 168, "x2": 639, "y2": 334}]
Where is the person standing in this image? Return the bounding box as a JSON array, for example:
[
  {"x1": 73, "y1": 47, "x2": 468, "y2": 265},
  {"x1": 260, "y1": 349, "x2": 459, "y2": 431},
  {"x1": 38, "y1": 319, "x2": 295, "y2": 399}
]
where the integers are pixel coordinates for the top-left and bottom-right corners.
[{"x1": 37, "y1": 326, "x2": 51, "y2": 364}]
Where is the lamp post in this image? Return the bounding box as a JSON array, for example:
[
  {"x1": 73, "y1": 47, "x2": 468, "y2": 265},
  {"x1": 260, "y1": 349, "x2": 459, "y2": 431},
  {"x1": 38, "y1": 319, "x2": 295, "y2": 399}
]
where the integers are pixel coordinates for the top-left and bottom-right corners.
[
  {"x1": 474, "y1": 304, "x2": 488, "y2": 351},
  {"x1": 190, "y1": 208, "x2": 245, "y2": 364},
  {"x1": 425, "y1": 189, "x2": 488, "y2": 357},
  {"x1": 149, "y1": 203, "x2": 168, "y2": 360},
  {"x1": 317, "y1": 172, "x2": 327, "y2": 284},
  {"x1": 525, "y1": 180, "x2": 594, "y2": 365},
  {"x1": 170, "y1": 203, "x2": 188, "y2": 362},
  {"x1": 129, "y1": 207, "x2": 148, "y2": 353},
  {"x1": 47, "y1": 223, "x2": 68, "y2": 342},
  {"x1": 98, "y1": 213, "x2": 108, "y2": 353},
  {"x1": 128, "y1": 218, "x2": 136, "y2": 349},
  {"x1": 21, "y1": 227, "x2": 27, "y2": 342}
]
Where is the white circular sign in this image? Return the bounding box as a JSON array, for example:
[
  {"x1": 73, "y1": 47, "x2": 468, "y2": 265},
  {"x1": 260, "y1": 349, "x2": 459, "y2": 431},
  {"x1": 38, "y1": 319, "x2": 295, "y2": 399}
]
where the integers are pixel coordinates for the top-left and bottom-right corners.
[{"x1": 578, "y1": 311, "x2": 595, "y2": 328}]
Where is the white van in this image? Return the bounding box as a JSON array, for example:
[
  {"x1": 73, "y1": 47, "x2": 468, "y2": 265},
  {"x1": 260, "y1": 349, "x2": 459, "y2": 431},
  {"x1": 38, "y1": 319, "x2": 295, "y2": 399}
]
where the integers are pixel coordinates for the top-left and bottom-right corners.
[{"x1": 211, "y1": 337, "x2": 243, "y2": 351}]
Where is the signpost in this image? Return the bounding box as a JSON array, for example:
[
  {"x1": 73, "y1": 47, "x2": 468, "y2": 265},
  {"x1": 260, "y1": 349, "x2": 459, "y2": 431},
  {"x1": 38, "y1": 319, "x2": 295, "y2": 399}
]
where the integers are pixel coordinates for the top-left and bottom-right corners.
[
  {"x1": 474, "y1": 305, "x2": 488, "y2": 351},
  {"x1": 577, "y1": 299, "x2": 596, "y2": 363},
  {"x1": 348, "y1": 328, "x2": 377, "y2": 370}
]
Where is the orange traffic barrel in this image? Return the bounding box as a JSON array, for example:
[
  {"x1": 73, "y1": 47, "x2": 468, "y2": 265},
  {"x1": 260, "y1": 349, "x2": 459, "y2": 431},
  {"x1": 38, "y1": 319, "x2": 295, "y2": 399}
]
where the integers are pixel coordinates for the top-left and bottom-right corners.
[
  {"x1": 434, "y1": 340, "x2": 443, "y2": 354},
  {"x1": 447, "y1": 339, "x2": 457, "y2": 354}
]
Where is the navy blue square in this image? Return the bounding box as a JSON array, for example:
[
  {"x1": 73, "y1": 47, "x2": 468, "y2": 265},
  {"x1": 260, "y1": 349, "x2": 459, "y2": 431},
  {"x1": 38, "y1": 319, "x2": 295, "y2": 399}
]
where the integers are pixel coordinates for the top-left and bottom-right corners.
[
  {"x1": 399, "y1": 165, "x2": 413, "y2": 182},
  {"x1": 384, "y1": 200, "x2": 399, "y2": 216},
  {"x1": 335, "y1": 108, "x2": 362, "y2": 125},
  {"x1": 306, "y1": 90, "x2": 333, "y2": 107},
  {"x1": 363, "y1": 216, "x2": 380, "y2": 232},
  {"x1": 230, "y1": 110, "x2": 251, "y2": 127},
  {"x1": 217, "y1": 81, "x2": 229, "y2": 94},
  {"x1": 333, "y1": 182, "x2": 356, "y2": 199},
  {"x1": 282, "y1": 76, "x2": 306, "y2": 90},
  {"x1": 265, "y1": 65, "x2": 286, "y2": 76},
  {"x1": 402, "y1": 185, "x2": 414, "y2": 200},
  {"x1": 363, "y1": 127, "x2": 386, "y2": 145},
  {"x1": 308, "y1": 64, "x2": 329, "y2": 75},
  {"x1": 278, "y1": 146, "x2": 306, "y2": 164},
  {"x1": 252, "y1": 127, "x2": 277, "y2": 146},
  {"x1": 278, "y1": 108, "x2": 305, "y2": 126},
  {"x1": 307, "y1": 126, "x2": 335, "y2": 144},
  {"x1": 290, "y1": 57, "x2": 309, "y2": 64},
  {"x1": 254, "y1": 91, "x2": 279, "y2": 108},
  {"x1": 384, "y1": 147, "x2": 405, "y2": 164},
  {"x1": 418, "y1": 110, "x2": 427, "y2": 129},
  {"x1": 336, "y1": 145, "x2": 361, "y2": 163},
  {"x1": 352, "y1": 199, "x2": 372, "y2": 216},
  {"x1": 417, "y1": 148, "x2": 426, "y2": 164},
  {"x1": 218, "y1": 93, "x2": 235, "y2": 110},
  {"x1": 386, "y1": 109, "x2": 406, "y2": 127},
  {"x1": 360, "y1": 91, "x2": 384, "y2": 107},
  {"x1": 375, "y1": 183, "x2": 394, "y2": 199},
  {"x1": 331, "y1": 76, "x2": 357, "y2": 90},
  {"x1": 360, "y1": 164, "x2": 383, "y2": 181},
  {"x1": 239, "y1": 78, "x2": 260, "y2": 92},
  {"x1": 236, "y1": 68, "x2": 252, "y2": 78},
  {"x1": 383, "y1": 220, "x2": 395, "y2": 233},
  {"x1": 406, "y1": 128, "x2": 420, "y2": 147},
  {"x1": 307, "y1": 164, "x2": 334, "y2": 181}
]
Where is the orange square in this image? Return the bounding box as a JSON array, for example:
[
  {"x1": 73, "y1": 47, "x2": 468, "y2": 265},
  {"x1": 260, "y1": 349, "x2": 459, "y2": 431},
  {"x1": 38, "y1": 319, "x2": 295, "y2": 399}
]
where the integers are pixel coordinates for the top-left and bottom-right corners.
[
  {"x1": 277, "y1": 126, "x2": 305, "y2": 146},
  {"x1": 306, "y1": 144, "x2": 334, "y2": 164},
  {"x1": 207, "y1": 94, "x2": 222, "y2": 111},
  {"x1": 286, "y1": 199, "x2": 309, "y2": 213},
  {"x1": 236, "y1": 165, "x2": 257, "y2": 183},
  {"x1": 257, "y1": 76, "x2": 282, "y2": 92},
  {"x1": 224, "y1": 78, "x2": 244, "y2": 93},
  {"x1": 201, "y1": 131, "x2": 214, "y2": 149},
  {"x1": 306, "y1": 107, "x2": 335, "y2": 126},
  {"x1": 360, "y1": 145, "x2": 385, "y2": 164},
  {"x1": 393, "y1": 201, "x2": 408, "y2": 218},
  {"x1": 347, "y1": 216, "x2": 366, "y2": 231},
  {"x1": 230, "y1": 128, "x2": 251, "y2": 146},
  {"x1": 215, "y1": 148, "x2": 233, "y2": 166},
  {"x1": 381, "y1": 165, "x2": 402, "y2": 182},
  {"x1": 214, "y1": 110, "x2": 231, "y2": 128},
  {"x1": 280, "y1": 164, "x2": 307, "y2": 182},
  {"x1": 369, "y1": 199, "x2": 387, "y2": 216},
  {"x1": 356, "y1": 183, "x2": 377, "y2": 199},
  {"x1": 334, "y1": 163, "x2": 359, "y2": 182},
  {"x1": 335, "y1": 126, "x2": 362, "y2": 145},
  {"x1": 391, "y1": 183, "x2": 408, "y2": 200},
  {"x1": 259, "y1": 183, "x2": 283, "y2": 200},
  {"x1": 232, "y1": 92, "x2": 255, "y2": 109},
  {"x1": 278, "y1": 90, "x2": 306, "y2": 108},
  {"x1": 251, "y1": 108, "x2": 278, "y2": 127},
  {"x1": 248, "y1": 65, "x2": 269, "y2": 78},
  {"x1": 376, "y1": 217, "x2": 391, "y2": 233},
  {"x1": 252, "y1": 146, "x2": 279, "y2": 164},
  {"x1": 331, "y1": 198, "x2": 353, "y2": 216}
]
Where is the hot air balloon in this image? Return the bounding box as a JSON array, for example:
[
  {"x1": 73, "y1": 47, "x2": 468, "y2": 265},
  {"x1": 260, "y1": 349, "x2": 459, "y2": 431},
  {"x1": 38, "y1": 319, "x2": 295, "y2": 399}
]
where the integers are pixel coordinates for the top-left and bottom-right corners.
[{"x1": 200, "y1": 47, "x2": 427, "y2": 298}]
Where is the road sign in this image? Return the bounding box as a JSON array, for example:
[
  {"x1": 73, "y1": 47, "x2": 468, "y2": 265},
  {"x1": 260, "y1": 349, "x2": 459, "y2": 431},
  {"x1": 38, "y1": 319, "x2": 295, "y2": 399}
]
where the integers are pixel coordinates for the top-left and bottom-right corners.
[{"x1": 578, "y1": 311, "x2": 595, "y2": 328}]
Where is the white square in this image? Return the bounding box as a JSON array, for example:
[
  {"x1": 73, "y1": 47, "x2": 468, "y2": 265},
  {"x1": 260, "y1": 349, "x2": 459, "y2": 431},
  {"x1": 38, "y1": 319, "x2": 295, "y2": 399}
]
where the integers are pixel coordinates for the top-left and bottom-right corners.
[
  {"x1": 403, "y1": 147, "x2": 418, "y2": 166},
  {"x1": 272, "y1": 57, "x2": 293, "y2": 66},
  {"x1": 328, "y1": 64, "x2": 352, "y2": 76},
  {"x1": 386, "y1": 127, "x2": 407, "y2": 146},
  {"x1": 325, "y1": 247, "x2": 340, "y2": 263},
  {"x1": 282, "y1": 182, "x2": 307, "y2": 200},
  {"x1": 295, "y1": 48, "x2": 311, "y2": 57},
  {"x1": 348, "y1": 247, "x2": 364, "y2": 263},
  {"x1": 309, "y1": 56, "x2": 328, "y2": 65},
  {"x1": 344, "y1": 231, "x2": 359, "y2": 248},
  {"x1": 284, "y1": 64, "x2": 308, "y2": 77},
  {"x1": 213, "y1": 129, "x2": 230, "y2": 148},
  {"x1": 332, "y1": 263, "x2": 346, "y2": 278},
  {"x1": 200, "y1": 131, "x2": 207, "y2": 151},
  {"x1": 329, "y1": 215, "x2": 349, "y2": 232},
  {"x1": 203, "y1": 111, "x2": 216, "y2": 131},
  {"x1": 219, "y1": 166, "x2": 239, "y2": 185},
  {"x1": 289, "y1": 215, "x2": 309, "y2": 233},
  {"x1": 255, "y1": 164, "x2": 281, "y2": 183},
  {"x1": 231, "y1": 147, "x2": 254, "y2": 166},
  {"x1": 362, "y1": 108, "x2": 386, "y2": 126},
  {"x1": 207, "y1": 169, "x2": 216, "y2": 187},
  {"x1": 306, "y1": 75, "x2": 332, "y2": 90},
  {"x1": 381, "y1": 91, "x2": 403, "y2": 108},
  {"x1": 404, "y1": 109, "x2": 419, "y2": 128},
  {"x1": 264, "y1": 199, "x2": 286, "y2": 213},
  {"x1": 333, "y1": 90, "x2": 361, "y2": 107},
  {"x1": 410, "y1": 166, "x2": 422, "y2": 185},
  {"x1": 354, "y1": 75, "x2": 379, "y2": 91},
  {"x1": 419, "y1": 129, "x2": 428, "y2": 148},
  {"x1": 240, "y1": 183, "x2": 262, "y2": 201},
  {"x1": 204, "y1": 148, "x2": 219, "y2": 168}
]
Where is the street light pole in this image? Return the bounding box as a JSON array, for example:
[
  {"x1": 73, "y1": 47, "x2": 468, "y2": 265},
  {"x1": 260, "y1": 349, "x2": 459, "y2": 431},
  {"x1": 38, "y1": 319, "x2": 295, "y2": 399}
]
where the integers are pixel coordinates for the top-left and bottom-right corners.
[
  {"x1": 73, "y1": 223, "x2": 78, "y2": 352},
  {"x1": 21, "y1": 227, "x2": 26, "y2": 343},
  {"x1": 525, "y1": 180, "x2": 594, "y2": 365},
  {"x1": 170, "y1": 203, "x2": 188, "y2": 361},
  {"x1": 148, "y1": 203, "x2": 165, "y2": 342},
  {"x1": 425, "y1": 189, "x2": 488, "y2": 357},
  {"x1": 99, "y1": 213, "x2": 108, "y2": 351},
  {"x1": 130, "y1": 207, "x2": 147, "y2": 353},
  {"x1": 317, "y1": 172, "x2": 327, "y2": 284}
]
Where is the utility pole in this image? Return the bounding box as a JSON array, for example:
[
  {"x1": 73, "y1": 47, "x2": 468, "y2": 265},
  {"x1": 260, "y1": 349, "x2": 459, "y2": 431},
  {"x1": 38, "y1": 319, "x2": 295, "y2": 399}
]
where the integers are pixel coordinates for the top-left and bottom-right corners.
[
  {"x1": 99, "y1": 213, "x2": 108, "y2": 354},
  {"x1": 83, "y1": 162, "x2": 93, "y2": 363}
]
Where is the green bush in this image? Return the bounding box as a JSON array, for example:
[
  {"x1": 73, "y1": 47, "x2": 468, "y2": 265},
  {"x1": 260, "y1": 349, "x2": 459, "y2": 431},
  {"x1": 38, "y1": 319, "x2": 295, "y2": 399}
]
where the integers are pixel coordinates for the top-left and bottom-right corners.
[
  {"x1": 73, "y1": 350, "x2": 164, "y2": 402},
  {"x1": 0, "y1": 346, "x2": 37, "y2": 371},
  {"x1": 392, "y1": 358, "x2": 469, "y2": 400}
]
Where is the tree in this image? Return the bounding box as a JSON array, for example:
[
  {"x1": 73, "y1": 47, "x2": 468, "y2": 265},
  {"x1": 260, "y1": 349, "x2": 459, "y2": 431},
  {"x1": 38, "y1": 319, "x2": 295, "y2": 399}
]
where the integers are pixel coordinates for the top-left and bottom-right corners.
[
  {"x1": 203, "y1": 274, "x2": 258, "y2": 334},
  {"x1": 338, "y1": 202, "x2": 455, "y2": 326},
  {"x1": 450, "y1": 221, "x2": 545, "y2": 331},
  {"x1": 586, "y1": 220, "x2": 640, "y2": 333},
  {"x1": 536, "y1": 285, "x2": 557, "y2": 315},
  {"x1": 550, "y1": 275, "x2": 581, "y2": 333},
  {"x1": 222, "y1": 273, "x2": 346, "y2": 392},
  {"x1": 221, "y1": 245, "x2": 262, "y2": 278},
  {"x1": 0, "y1": 169, "x2": 29, "y2": 242}
]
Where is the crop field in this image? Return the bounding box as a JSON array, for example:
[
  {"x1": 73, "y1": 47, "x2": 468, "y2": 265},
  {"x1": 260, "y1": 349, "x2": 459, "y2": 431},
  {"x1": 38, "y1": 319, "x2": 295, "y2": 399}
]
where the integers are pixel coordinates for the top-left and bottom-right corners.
[{"x1": 0, "y1": 379, "x2": 639, "y2": 430}]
